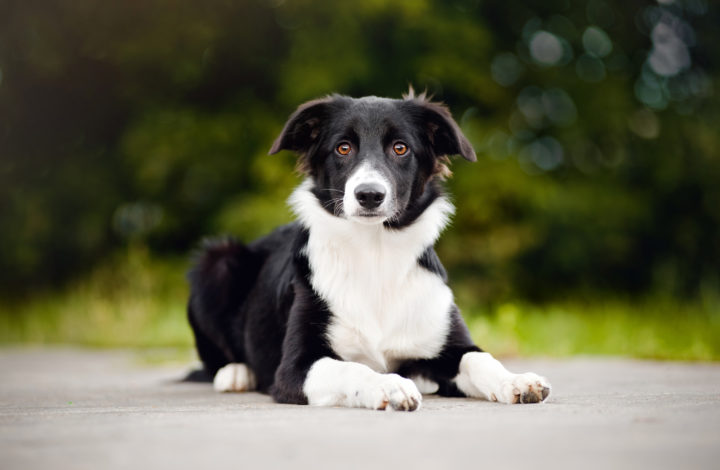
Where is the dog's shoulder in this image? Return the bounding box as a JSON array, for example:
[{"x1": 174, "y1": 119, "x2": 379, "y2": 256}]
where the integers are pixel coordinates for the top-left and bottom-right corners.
[
  {"x1": 418, "y1": 246, "x2": 448, "y2": 283},
  {"x1": 245, "y1": 221, "x2": 313, "y2": 306}
]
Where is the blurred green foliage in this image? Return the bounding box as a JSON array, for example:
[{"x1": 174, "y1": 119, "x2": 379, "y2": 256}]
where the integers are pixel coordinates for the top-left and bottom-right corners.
[
  {"x1": 1, "y1": 0, "x2": 719, "y2": 312},
  {"x1": 0, "y1": 246, "x2": 190, "y2": 347},
  {"x1": 2, "y1": 247, "x2": 718, "y2": 360}
]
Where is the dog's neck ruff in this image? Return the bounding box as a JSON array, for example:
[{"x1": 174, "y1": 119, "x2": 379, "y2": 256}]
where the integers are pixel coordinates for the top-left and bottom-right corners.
[
  {"x1": 288, "y1": 179, "x2": 455, "y2": 372},
  {"x1": 288, "y1": 179, "x2": 454, "y2": 253}
]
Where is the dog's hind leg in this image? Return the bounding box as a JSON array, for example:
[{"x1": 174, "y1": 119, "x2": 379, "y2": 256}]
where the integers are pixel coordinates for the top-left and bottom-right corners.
[
  {"x1": 189, "y1": 301, "x2": 257, "y2": 392},
  {"x1": 213, "y1": 363, "x2": 257, "y2": 392},
  {"x1": 187, "y1": 310, "x2": 228, "y2": 380},
  {"x1": 187, "y1": 238, "x2": 262, "y2": 380}
]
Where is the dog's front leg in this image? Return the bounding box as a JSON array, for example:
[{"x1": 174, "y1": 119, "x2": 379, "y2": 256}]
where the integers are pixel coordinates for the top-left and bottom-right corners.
[
  {"x1": 455, "y1": 352, "x2": 551, "y2": 404},
  {"x1": 303, "y1": 357, "x2": 421, "y2": 411},
  {"x1": 271, "y1": 267, "x2": 421, "y2": 411}
]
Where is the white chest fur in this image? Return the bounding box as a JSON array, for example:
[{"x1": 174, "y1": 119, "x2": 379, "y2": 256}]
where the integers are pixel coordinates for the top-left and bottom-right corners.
[{"x1": 289, "y1": 181, "x2": 455, "y2": 373}]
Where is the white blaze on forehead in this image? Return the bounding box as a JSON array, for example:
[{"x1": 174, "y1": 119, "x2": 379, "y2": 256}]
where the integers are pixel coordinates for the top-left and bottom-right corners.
[{"x1": 342, "y1": 163, "x2": 393, "y2": 218}]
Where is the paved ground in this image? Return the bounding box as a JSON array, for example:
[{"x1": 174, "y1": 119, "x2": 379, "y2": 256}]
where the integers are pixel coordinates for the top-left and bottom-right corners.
[{"x1": 1, "y1": 348, "x2": 719, "y2": 470}]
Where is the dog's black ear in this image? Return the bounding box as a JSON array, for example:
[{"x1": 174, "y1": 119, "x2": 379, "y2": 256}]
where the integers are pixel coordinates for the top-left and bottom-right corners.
[
  {"x1": 403, "y1": 98, "x2": 477, "y2": 162},
  {"x1": 268, "y1": 97, "x2": 335, "y2": 155}
]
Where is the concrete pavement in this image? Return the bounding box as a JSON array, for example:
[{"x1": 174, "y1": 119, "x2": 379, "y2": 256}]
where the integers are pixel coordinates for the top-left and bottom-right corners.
[{"x1": 1, "y1": 348, "x2": 719, "y2": 469}]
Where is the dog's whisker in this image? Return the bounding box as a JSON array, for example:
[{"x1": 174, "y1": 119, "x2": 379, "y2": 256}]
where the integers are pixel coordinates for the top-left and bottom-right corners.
[
  {"x1": 318, "y1": 188, "x2": 345, "y2": 195},
  {"x1": 321, "y1": 197, "x2": 343, "y2": 209},
  {"x1": 335, "y1": 200, "x2": 344, "y2": 217},
  {"x1": 320, "y1": 196, "x2": 346, "y2": 217}
]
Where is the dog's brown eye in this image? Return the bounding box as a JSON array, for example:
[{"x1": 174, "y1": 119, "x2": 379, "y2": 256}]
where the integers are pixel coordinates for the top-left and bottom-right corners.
[
  {"x1": 336, "y1": 142, "x2": 352, "y2": 156},
  {"x1": 393, "y1": 142, "x2": 409, "y2": 156}
]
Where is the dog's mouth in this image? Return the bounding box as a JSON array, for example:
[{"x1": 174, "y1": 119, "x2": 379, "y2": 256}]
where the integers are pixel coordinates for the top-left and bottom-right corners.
[
  {"x1": 350, "y1": 210, "x2": 388, "y2": 224},
  {"x1": 357, "y1": 210, "x2": 382, "y2": 218}
]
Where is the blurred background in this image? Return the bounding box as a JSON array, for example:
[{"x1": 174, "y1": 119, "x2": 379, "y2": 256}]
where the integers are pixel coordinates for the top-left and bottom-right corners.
[{"x1": 1, "y1": 0, "x2": 718, "y2": 360}]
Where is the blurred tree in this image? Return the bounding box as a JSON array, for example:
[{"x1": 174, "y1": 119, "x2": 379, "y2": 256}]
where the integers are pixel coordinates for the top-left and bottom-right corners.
[{"x1": 0, "y1": 0, "x2": 717, "y2": 302}]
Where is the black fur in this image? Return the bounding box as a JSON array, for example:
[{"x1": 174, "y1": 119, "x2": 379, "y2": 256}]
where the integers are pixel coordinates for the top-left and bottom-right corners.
[
  {"x1": 188, "y1": 93, "x2": 483, "y2": 405},
  {"x1": 271, "y1": 239, "x2": 339, "y2": 404},
  {"x1": 395, "y1": 307, "x2": 482, "y2": 397},
  {"x1": 269, "y1": 94, "x2": 475, "y2": 228}
]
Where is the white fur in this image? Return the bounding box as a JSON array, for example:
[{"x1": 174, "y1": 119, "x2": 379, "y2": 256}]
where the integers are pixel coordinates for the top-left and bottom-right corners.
[
  {"x1": 454, "y1": 352, "x2": 551, "y2": 404},
  {"x1": 303, "y1": 357, "x2": 422, "y2": 410},
  {"x1": 410, "y1": 375, "x2": 440, "y2": 395},
  {"x1": 213, "y1": 363, "x2": 257, "y2": 393},
  {"x1": 289, "y1": 180, "x2": 455, "y2": 373},
  {"x1": 342, "y1": 163, "x2": 393, "y2": 221}
]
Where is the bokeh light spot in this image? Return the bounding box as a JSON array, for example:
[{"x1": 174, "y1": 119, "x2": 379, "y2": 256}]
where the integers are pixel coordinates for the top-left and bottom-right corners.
[
  {"x1": 648, "y1": 21, "x2": 691, "y2": 77},
  {"x1": 515, "y1": 87, "x2": 577, "y2": 130},
  {"x1": 491, "y1": 53, "x2": 524, "y2": 87},
  {"x1": 634, "y1": 77, "x2": 668, "y2": 109},
  {"x1": 529, "y1": 31, "x2": 564, "y2": 66},
  {"x1": 517, "y1": 86, "x2": 545, "y2": 129},
  {"x1": 582, "y1": 26, "x2": 613, "y2": 58},
  {"x1": 628, "y1": 109, "x2": 660, "y2": 139},
  {"x1": 520, "y1": 136, "x2": 564, "y2": 172},
  {"x1": 542, "y1": 88, "x2": 577, "y2": 126}
]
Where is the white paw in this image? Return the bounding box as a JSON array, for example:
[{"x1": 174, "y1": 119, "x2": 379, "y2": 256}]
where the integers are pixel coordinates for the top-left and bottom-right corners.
[
  {"x1": 213, "y1": 363, "x2": 256, "y2": 393},
  {"x1": 367, "y1": 374, "x2": 422, "y2": 411},
  {"x1": 410, "y1": 375, "x2": 440, "y2": 395},
  {"x1": 495, "y1": 372, "x2": 551, "y2": 404}
]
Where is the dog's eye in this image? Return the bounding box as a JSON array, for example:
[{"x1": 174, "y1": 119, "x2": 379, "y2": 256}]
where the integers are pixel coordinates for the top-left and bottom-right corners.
[
  {"x1": 336, "y1": 142, "x2": 352, "y2": 156},
  {"x1": 393, "y1": 142, "x2": 409, "y2": 156}
]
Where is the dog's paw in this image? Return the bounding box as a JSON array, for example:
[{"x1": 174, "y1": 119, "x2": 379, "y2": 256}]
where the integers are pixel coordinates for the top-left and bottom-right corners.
[
  {"x1": 213, "y1": 363, "x2": 256, "y2": 393},
  {"x1": 495, "y1": 372, "x2": 551, "y2": 404},
  {"x1": 368, "y1": 374, "x2": 422, "y2": 411}
]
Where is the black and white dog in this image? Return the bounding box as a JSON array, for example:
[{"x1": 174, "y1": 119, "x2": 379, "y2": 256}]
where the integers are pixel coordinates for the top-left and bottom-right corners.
[{"x1": 188, "y1": 91, "x2": 551, "y2": 411}]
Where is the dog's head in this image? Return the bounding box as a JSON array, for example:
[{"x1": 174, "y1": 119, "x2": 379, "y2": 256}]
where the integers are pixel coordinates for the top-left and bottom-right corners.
[{"x1": 270, "y1": 91, "x2": 475, "y2": 227}]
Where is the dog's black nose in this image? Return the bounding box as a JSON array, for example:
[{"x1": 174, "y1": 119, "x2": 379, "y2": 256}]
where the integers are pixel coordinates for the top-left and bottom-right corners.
[{"x1": 355, "y1": 183, "x2": 386, "y2": 209}]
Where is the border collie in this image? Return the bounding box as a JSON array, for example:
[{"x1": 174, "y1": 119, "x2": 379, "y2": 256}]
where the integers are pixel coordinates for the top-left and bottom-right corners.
[{"x1": 188, "y1": 91, "x2": 551, "y2": 411}]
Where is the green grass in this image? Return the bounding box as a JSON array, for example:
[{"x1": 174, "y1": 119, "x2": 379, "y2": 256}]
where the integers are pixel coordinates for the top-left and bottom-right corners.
[
  {"x1": 0, "y1": 246, "x2": 193, "y2": 348},
  {"x1": 464, "y1": 300, "x2": 720, "y2": 361},
  {"x1": 1, "y1": 249, "x2": 719, "y2": 361}
]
